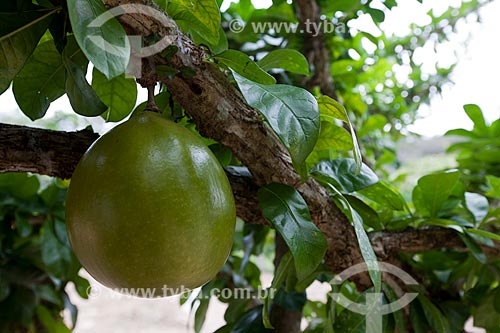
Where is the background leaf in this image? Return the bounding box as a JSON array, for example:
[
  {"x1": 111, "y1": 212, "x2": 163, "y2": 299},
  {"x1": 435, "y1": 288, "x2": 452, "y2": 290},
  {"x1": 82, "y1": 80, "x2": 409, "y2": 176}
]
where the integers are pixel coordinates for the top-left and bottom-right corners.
[
  {"x1": 234, "y1": 73, "x2": 320, "y2": 167},
  {"x1": 417, "y1": 295, "x2": 450, "y2": 333},
  {"x1": 311, "y1": 158, "x2": 379, "y2": 193},
  {"x1": 412, "y1": 171, "x2": 460, "y2": 218},
  {"x1": 314, "y1": 122, "x2": 354, "y2": 151},
  {"x1": 169, "y1": 0, "x2": 220, "y2": 45},
  {"x1": 0, "y1": 7, "x2": 57, "y2": 93},
  {"x1": 459, "y1": 232, "x2": 487, "y2": 264},
  {"x1": 91, "y1": 68, "x2": 137, "y2": 122},
  {"x1": 12, "y1": 40, "x2": 65, "y2": 120},
  {"x1": 463, "y1": 104, "x2": 489, "y2": 135},
  {"x1": 314, "y1": 179, "x2": 381, "y2": 292},
  {"x1": 356, "y1": 181, "x2": 407, "y2": 211},
  {"x1": 485, "y1": 175, "x2": 500, "y2": 198},
  {"x1": 215, "y1": 50, "x2": 275, "y2": 85},
  {"x1": 317, "y1": 96, "x2": 362, "y2": 173},
  {"x1": 257, "y1": 49, "x2": 310, "y2": 75},
  {"x1": 258, "y1": 183, "x2": 327, "y2": 281},
  {"x1": 63, "y1": 44, "x2": 107, "y2": 117}
]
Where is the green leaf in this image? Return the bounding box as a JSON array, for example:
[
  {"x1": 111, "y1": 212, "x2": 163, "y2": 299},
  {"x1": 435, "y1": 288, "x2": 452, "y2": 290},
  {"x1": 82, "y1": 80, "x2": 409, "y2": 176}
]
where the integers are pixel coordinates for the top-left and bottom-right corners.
[
  {"x1": 459, "y1": 232, "x2": 487, "y2": 264},
  {"x1": 63, "y1": 49, "x2": 107, "y2": 117},
  {"x1": 491, "y1": 118, "x2": 500, "y2": 136},
  {"x1": 422, "y1": 218, "x2": 463, "y2": 232},
  {"x1": 418, "y1": 295, "x2": 450, "y2": 333},
  {"x1": 466, "y1": 228, "x2": 500, "y2": 241},
  {"x1": 0, "y1": 7, "x2": 57, "y2": 93},
  {"x1": 40, "y1": 219, "x2": 79, "y2": 280},
  {"x1": 257, "y1": 49, "x2": 309, "y2": 75},
  {"x1": 317, "y1": 96, "x2": 362, "y2": 173},
  {"x1": 36, "y1": 305, "x2": 56, "y2": 332},
  {"x1": 273, "y1": 288, "x2": 306, "y2": 311},
  {"x1": 345, "y1": 195, "x2": 383, "y2": 230},
  {"x1": 358, "y1": 114, "x2": 387, "y2": 136},
  {"x1": 215, "y1": 50, "x2": 275, "y2": 85},
  {"x1": 91, "y1": 68, "x2": 137, "y2": 122},
  {"x1": 486, "y1": 175, "x2": 500, "y2": 199},
  {"x1": 411, "y1": 301, "x2": 432, "y2": 333},
  {"x1": 311, "y1": 158, "x2": 379, "y2": 193},
  {"x1": 318, "y1": 95, "x2": 348, "y2": 122},
  {"x1": 445, "y1": 128, "x2": 477, "y2": 139},
  {"x1": 257, "y1": 183, "x2": 327, "y2": 281},
  {"x1": 384, "y1": 0, "x2": 398, "y2": 9},
  {"x1": 168, "y1": 4, "x2": 219, "y2": 49},
  {"x1": 412, "y1": 171, "x2": 460, "y2": 218},
  {"x1": 316, "y1": 180, "x2": 381, "y2": 292},
  {"x1": 231, "y1": 305, "x2": 272, "y2": 333},
  {"x1": 463, "y1": 104, "x2": 489, "y2": 135},
  {"x1": 314, "y1": 122, "x2": 354, "y2": 151},
  {"x1": 71, "y1": 275, "x2": 90, "y2": 300},
  {"x1": 153, "y1": 0, "x2": 168, "y2": 10},
  {"x1": 234, "y1": 73, "x2": 320, "y2": 167},
  {"x1": 12, "y1": 39, "x2": 71, "y2": 120},
  {"x1": 198, "y1": 25, "x2": 227, "y2": 54},
  {"x1": 464, "y1": 192, "x2": 489, "y2": 223},
  {"x1": 0, "y1": 173, "x2": 40, "y2": 199},
  {"x1": 33, "y1": 285, "x2": 63, "y2": 307},
  {"x1": 383, "y1": 283, "x2": 406, "y2": 333},
  {"x1": 366, "y1": 8, "x2": 385, "y2": 22},
  {"x1": 14, "y1": 212, "x2": 33, "y2": 238},
  {"x1": 194, "y1": 287, "x2": 211, "y2": 333},
  {"x1": 67, "y1": 0, "x2": 130, "y2": 79},
  {"x1": 356, "y1": 181, "x2": 407, "y2": 211},
  {"x1": 224, "y1": 299, "x2": 252, "y2": 324},
  {"x1": 169, "y1": 0, "x2": 220, "y2": 45},
  {"x1": 473, "y1": 292, "x2": 500, "y2": 330}
]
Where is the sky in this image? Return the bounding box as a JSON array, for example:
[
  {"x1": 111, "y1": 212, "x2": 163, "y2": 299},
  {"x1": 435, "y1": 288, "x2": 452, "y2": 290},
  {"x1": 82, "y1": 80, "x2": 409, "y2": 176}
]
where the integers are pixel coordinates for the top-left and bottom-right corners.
[{"x1": 1, "y1": 0, "x2": 498, "y2": 137}]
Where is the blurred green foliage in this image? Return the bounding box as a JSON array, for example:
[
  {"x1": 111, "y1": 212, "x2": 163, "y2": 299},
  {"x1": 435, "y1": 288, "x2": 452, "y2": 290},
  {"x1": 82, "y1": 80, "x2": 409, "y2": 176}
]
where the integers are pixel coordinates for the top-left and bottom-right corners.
[{"x1": 0, "y1": 174, "x2": 88, "y2": 333}]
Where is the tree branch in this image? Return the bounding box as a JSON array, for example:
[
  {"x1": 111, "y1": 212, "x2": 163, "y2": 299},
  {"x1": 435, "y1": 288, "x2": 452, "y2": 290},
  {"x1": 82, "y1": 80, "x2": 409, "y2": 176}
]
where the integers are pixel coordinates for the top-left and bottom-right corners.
[
  {"x1": 0, "y1": 124, "x2": 97, "y2": 179},
  {"x1": 2, "y1": 124, "x2": 499, "y2": 258},
  {"x1": 370, "y1": 227, "x2": 500, "y2": 258}
]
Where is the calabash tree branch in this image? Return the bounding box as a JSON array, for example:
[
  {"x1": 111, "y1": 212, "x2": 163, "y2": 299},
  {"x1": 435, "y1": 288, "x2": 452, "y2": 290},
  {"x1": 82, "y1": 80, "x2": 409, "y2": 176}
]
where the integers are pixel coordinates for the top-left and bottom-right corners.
[
  {"x1": 0, "y1": 124, "x2": 98, "y2": 179},
  {"x1": 2, "y1": 124, "x2": 499, "y2": 256},
  {"x1": 370, "y1": 227, "x2": 500, "y2": 258}
]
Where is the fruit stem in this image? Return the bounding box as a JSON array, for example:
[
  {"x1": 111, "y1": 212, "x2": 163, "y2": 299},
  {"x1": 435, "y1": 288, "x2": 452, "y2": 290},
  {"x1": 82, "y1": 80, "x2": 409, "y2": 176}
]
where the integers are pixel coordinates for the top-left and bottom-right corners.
[{"x1": 144, "y1": 84, "x2": 161, "y2": 113}]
